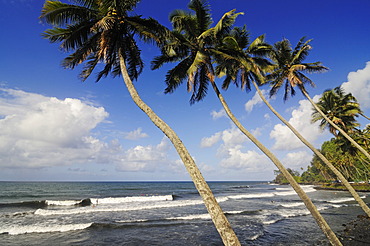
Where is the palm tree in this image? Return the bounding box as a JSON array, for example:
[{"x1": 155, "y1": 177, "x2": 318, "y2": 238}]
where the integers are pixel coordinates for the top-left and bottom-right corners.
[
  {"x1": 216, "y1": 33, "x2": 370, "y2": 216},
  {"x1": 39, "y1": 1, "x2": 240, "y2": 245},
  {"x1": 312, "y1": 86, "x2": 361, "y2": 137},
  {"x1": 152, "y1": 1, "x2": 341, "y2": 244},
  {"x1": 268, "y1": 38, "x2": 370, "y2": 161}
]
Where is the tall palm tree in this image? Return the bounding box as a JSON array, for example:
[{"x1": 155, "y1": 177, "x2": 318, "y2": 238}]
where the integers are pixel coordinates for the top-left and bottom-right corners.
[
  {"x1": 268, "y1": 38, "x2": 370, "y2": 161},
  {"x1": 312, "y1": 86, "x2": 361, "y2": 137},
  {"x1": 152, "y1": 1, "x2": 341, "y2": 244},
  {"x1": 39, "y1": 1, "x2": 240, "y2": 245},
  {"x1": 216, "y1": 33, "x2": 370, "y2": 216}
]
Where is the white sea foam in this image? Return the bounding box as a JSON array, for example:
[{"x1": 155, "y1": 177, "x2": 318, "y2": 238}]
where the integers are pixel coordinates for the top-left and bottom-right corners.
[
  {"x1": 96, "y1": 195, "x2": 173, "y2": 204},
  {"x1": 45, "y1": 200, "x2": 83, "y2": 206},
  {"x1": 225, "y1": 210, "x2": 245, "y2": 215},
  {"x1": 275, "y1": 190, "x2": 297, "y2": 196},
  {"x1": 35, "y1": 198, "x2": 203, "y2": 216},
  {"x1": 167, "y1": 213, "x2": 211, "y2": 221},
  {"x1": 228, "y1": 193, "x2": 275, "y2": 200},
  {"x1": 43, "y1": 195, "x2": 173, "y2": 207},
  {"x1": 0, "y1": 223, "x2": 92, "y2": 235},
  {"x1": 262, "y1": 219, "x2": 280, "y2": 225},
  {"x1": 277, "y1": 208, "x2": 311, "y2": 218},
  {"x1": 328, "y1": 197, "x2": 355, "y2": 203},
  {"x1": 216, "y1": 196, "x2": 229, "y2": 203},
  {"x1": 275, "y1": 185, "x2": 316, "y2": 195},
  {"x1": 116, "y1": 219, "x2": 149, "y2": 223},
  {"x1": 301, "y1": 185, "x2": 317, "y2": 193},
  {"x1": 275, "y1": 187, "x2": 291, "y2": 191},
  {"x1": 329, "y1": 195, "x2": 365, "y2": 204},
  {"x1": 279, "y1": 202, "x2": 305, "y2": 208},
  {"x1": 249, "y1": 232, "x2": 263, "y2": 241}
]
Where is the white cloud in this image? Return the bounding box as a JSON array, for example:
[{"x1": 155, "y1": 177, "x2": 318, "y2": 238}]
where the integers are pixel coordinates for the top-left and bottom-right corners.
[
  {"x1": 0, "y1": 88, "x2": 178, "y2": 173},
  {"x1": 342, "y1": 61, "x2": 370, "y2": 109},
  {"x1": 282, "y1": 151, "x2": 312, "y2": 171},
  {"x1": 270, "y1": 97, "x2": 322, "y2": 151},
  {"x1": 116, "y1": 137, "x2": 172, "y2": 172},
  {"x1": 264, "y1": 113, "x2": 271, "y2": 120},
  {"x1": 201, "y1": 126, "x2": 246, "y2": 148},
  {"x1": 220, "y1": 127, "x2": 248, "y2": 147},
  {"x1": 244, "y1": 89, "x2": 268, "y2": 113},
  {"x1": 124, "y1": 127, "x2": 149, "y2": 140},
  {"x1": 251, "y1": 127, "x2": 262, "y2": 137},
  {"x1": 201, "y1": 126, "x2": 270, "y2": 173},
  {"x1": 211, "y1": 109, "x2": 227, "y2": 119},
  {"x1": 200, "y1": 132, "x2": 222, "y2": 148},
  {"x1": 219, "y1": 146, "x2": 270, "y2": 171},
  {"x1": 0, "y1": 88, "x2": 110, "y2": 168}
]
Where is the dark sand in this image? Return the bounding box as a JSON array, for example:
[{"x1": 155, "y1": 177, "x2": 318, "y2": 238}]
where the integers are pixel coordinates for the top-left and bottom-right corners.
[{"x1": 338, "y1": 215, "x2": 370, "y2": 245}]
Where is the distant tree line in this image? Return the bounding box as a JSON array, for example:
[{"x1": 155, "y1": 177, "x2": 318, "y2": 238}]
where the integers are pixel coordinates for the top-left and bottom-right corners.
[{"x1": 274, "y1": 87, "x2": 370, "y2": 184}]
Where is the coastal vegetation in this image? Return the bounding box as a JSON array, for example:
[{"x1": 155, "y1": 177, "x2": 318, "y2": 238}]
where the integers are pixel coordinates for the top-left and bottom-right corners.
[
  {"x1": 274, "y1": 87, "x2": 370, "y2": 192},
  {"x1": 39, "y1": 0, "x2": 369, "y2": 245}
]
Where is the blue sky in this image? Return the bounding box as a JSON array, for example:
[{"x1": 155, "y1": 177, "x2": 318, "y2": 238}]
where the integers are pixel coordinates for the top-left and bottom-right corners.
[{"x1": 1, "y1": 0, "x2": 370, "y2": 181}]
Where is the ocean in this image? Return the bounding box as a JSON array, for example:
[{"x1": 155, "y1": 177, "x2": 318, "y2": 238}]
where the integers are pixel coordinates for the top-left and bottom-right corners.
[{"x1": 0, "y1": 181, "x2": 368, "y2": 245}]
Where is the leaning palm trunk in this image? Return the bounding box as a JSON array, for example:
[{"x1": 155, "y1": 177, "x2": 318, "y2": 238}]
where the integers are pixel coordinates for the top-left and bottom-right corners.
[
  {"x1": 209, "y1": 80, "x2": 342, "y2": 245},
  {"x1": 252, "y1": 81, "x2": 370, "y2": 217},
  {"x1": 301, "y1": 88, "x2": 370, "y2": 161},
  {"x1": 119, "y1": 53, "x2": 240, "y2": 246}
]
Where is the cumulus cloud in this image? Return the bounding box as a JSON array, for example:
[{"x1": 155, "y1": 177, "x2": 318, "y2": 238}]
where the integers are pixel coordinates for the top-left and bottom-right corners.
[
  {"x1": 282, "y1": 151, "x2": 312, "y2": 171},
  {"x1": 244, "y1": 89, "x2": 269, "y2": 113},
  {"x1": 219, "y1": 146, "x2": 270, "y2": 170},
  {"x1": 341, "y1": 61, "x2": 370, "y2": 109},
  {"x1": 0, "y1": 88, "x2": 178, "y2": 173},
  {"x1": 201, "y1": 126, "x2": 247, "y2": 148},
  {"x1": 0, "y1": 88, "x2": 110, "y2": 168},
  {"x1": 201, "y1": 126, "x2": 270, "y2": 172},
  {"x1": 270, "y1": 96, "x2": 322, "y2": 151},
  {"x1": 211, "y1": 109, "x2": 227, "y2": 119},
  {"x1": 116, "y1": 137, "x2": 172, "y2": 172},
  {"x1": 124, "y1": 127, "x2": 149, "y2": 140},
  {"x1": 200, "y1": 132, "x2": 222, "y2": 148}
]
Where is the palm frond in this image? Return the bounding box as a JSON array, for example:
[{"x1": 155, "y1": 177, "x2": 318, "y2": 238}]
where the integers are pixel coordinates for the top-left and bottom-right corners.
[
  {"x1": 188, "y1": 0, "x2": 212, "y2": 34},
  {"x1": 40, "y1": 1, "x2": 96, "y2": 27},
  {"x1": 80, "y1": 54, "x2": 100, "y2": 81},
  {"x1": 198, "y1": 9, "x2": 243, "y2": 41},
  {"x1": 164, "y1": 57, "x2": 193, "y2": 94},
  {"x1": 190, "y1": 65, "x2": 209, "y2": 103},
  {"x1": 127, "y1": 16, "x2": 170, "y2": 45}
]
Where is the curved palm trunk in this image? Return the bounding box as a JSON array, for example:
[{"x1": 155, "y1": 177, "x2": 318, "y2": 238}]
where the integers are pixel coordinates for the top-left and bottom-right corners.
[
  {"x1": 251, "y1": 81, "x2": 370, "y2": 217},
  {"x1": 301, "y1": 88, "x2": 370, "y2": 161},
  {"x1": 119, "y1": 54, "x2": 240, "y2": 246},
  {"x1": 209, "y1": 81, "x2": 342, "y2": 245}
]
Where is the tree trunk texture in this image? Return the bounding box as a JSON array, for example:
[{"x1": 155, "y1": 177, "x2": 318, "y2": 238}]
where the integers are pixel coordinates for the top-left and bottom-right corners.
[
  {"x1": 119, "y1": 54, "x2": 240, "y2": 246},
  {"x1": 301, "y1": 89, "x2": 370, "y2": 162},
  {"x1": 252, "y1": 81, "x2": 370, "y2": 217},
  {"x1": 209, "y1": 81, "x2": 342, "y2": 246}
]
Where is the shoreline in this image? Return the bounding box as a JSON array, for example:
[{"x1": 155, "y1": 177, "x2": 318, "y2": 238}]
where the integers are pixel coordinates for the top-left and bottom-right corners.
[{"x1": 313, "y1": 184, "x2": 370, "y2": 192}]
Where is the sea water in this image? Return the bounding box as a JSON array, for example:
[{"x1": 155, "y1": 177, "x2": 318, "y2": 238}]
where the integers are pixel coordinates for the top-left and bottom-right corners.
[{"x1": 0, "y1": 181, "x2": 368, "y2": 245}]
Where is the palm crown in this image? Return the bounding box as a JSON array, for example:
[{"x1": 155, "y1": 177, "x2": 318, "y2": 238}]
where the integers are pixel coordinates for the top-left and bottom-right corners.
[
  {"x1": 40, "y1": 0, "x2": 167, "y2": 82},
  {"x1": 151, "y1": 0, "x2": 242, "y2": 103},
  {"x1": 214, "y1": 27, "x2": 273, "y2": 92},
  {"x1": 267, "y1": 37, "x2": 328, "y2": 100},
  {"x1": 312, "y1": 86, "x2": 361, "y2": 136}
]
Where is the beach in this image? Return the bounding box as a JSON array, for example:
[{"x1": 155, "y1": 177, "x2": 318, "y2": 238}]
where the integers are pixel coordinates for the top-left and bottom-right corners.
[{"x1": 0, "y1": 181, "x2": 369, "y2": 245}]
